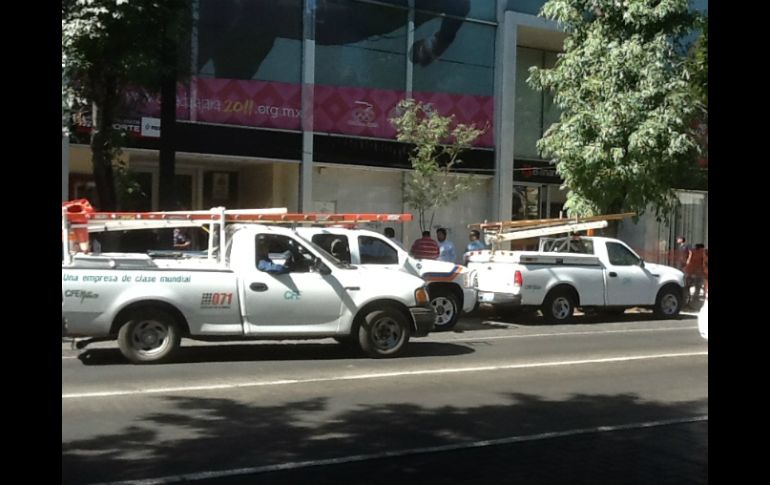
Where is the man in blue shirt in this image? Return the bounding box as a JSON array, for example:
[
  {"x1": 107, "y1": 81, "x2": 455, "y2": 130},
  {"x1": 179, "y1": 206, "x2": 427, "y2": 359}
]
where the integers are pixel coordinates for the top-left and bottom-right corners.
[
  {"x1": 436, "y1": 228, "x2": 456, "y2": 263},
  {"x1": 466, "y1": 230, "x2": 486, "y2": 252},
  {"x1": 257, "y1": 240, "x2": 290, "y2": 274}
]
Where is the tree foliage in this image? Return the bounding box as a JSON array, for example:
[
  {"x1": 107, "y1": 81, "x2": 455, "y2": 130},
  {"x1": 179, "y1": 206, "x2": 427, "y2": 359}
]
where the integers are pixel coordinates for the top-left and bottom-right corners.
[
  {"x1": 528, "y1": 0, "x2": 706, "y2": 218},
  {"x1": 62, "y1": 0, "x2": 191, "y2": 210},
  {"x1": 390, "y1": 99, "x2": 485, "y2": 232}
]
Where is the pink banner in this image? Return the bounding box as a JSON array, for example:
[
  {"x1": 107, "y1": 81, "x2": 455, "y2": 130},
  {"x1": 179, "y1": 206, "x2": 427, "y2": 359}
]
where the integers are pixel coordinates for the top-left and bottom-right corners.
[{"x1": 78, "y1": 77, "x2": 494, "y2": 147}]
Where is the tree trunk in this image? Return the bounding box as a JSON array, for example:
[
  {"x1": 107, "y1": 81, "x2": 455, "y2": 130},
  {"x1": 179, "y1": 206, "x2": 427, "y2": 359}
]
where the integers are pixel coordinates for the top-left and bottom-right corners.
[
  {"x1": 158, "y1": 29, "x2": 178, "y2": 210},
  {"x1": 90, "y1": 99, "x2": 117, "y2": 211}
]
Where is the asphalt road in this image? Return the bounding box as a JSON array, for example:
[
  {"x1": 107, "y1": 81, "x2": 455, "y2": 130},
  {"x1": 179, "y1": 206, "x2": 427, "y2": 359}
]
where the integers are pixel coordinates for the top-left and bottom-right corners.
[{"x1": 62, "y1": 311, "x2": 708, "y2": 484}]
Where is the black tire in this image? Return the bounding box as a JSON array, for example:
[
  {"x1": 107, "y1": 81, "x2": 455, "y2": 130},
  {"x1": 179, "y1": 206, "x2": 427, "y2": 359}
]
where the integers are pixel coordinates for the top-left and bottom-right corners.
[
  {"x1": 541, "y1": 289, "x2": 576, "y2": 324},
  {"x1": 430, "y1": 288, "x2": 460, "y2": 331},
  {"x1": 117, "y1": 309, "x2": 181, "y2": 364},
  {"x1": 654, "y1": 285, "x2": 682, "y2": 319},
  {"x1": 358, "y1": 308, "x2": 410, "y2": 358}
]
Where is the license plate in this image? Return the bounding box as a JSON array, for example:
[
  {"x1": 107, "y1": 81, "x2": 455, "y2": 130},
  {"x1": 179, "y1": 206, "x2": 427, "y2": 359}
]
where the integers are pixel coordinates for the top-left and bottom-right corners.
[{"x1": 478, "y1": 292, "x2": 494, "y2": 302}]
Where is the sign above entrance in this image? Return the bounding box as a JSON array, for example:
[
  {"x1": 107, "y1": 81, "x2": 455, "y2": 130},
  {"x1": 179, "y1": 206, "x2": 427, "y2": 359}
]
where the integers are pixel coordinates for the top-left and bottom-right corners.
[{"x1": 514, "y1": 159, "x2": 563, "y2": 185}]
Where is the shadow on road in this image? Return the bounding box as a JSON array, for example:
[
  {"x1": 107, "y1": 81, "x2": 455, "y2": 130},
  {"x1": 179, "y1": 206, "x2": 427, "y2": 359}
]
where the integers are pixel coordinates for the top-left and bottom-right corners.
[
  {"x1": 62, "y1": 391, "x2": 708, "y2": 484},
  {"x1": 76, "y1": 340, "x2": 475, "y2": 366},
  {"x1": 454, "y1": 307, "x2": 696, "y2": 331}
]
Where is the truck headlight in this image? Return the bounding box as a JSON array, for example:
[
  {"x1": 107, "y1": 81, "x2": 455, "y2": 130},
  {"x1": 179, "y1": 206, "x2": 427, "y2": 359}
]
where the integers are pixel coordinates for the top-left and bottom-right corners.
[{"x1": 415, "y1": 287, "x2": 429, "y2": 306}]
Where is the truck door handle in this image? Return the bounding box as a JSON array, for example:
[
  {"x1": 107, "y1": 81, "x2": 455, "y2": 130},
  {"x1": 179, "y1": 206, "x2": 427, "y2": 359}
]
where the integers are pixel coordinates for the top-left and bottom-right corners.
[
  {"x1": 250, "y1": 282, "x2": 268, "y2": 292},
  {"x1": 609, "y1": 272, "x2": 618, "y2": 277}
]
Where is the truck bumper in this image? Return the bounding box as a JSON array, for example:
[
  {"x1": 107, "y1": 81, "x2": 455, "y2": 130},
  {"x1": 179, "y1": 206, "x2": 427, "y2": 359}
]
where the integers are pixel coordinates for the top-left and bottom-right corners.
[
  {"x1": 461, "y1": 287, "x2": 478, "y2": 313},
  {"x1": 409, "y1": 306, "x2": 436, "y2": 337},
  {"x1": 476, "y1": 291, "x2": 522, "y2": 306}
]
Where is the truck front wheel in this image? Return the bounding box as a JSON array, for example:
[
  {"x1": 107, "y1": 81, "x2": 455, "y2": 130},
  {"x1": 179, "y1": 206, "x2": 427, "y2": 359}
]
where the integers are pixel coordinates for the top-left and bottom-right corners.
[
  {"x1": 430, "y1": 289, "x2": 460, "y2": 331},
  {"x1": 654, "y1": 285, "x2": 683, "y2": 319},
  {"x1": 358, "y1": 308, "x2": 410, "y2": 358},
  {"x1": 117, "y1": 309, "x2": 181, "y2": 364},
  {"x1": 541, "y1": 290, "x2": 576, "y2": 324}
]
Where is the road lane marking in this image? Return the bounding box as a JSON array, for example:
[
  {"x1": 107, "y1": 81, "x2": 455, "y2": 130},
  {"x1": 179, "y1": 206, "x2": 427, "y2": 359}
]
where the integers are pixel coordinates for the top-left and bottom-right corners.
[
  {"x1": 86, "y1": 415, "x2": 708, "y2": 485},
  {"x1": 63, "y1": 351, "x2": 707, "y2": 399}
]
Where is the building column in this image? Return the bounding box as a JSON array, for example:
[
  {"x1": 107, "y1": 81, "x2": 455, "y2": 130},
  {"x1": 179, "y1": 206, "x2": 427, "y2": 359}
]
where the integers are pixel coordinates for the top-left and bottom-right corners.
[
  {"x1": 299, "y1": 0, "x2": 316, "y2": 212},
  {"x1": 492, "y1": 4, "x2": 517, "y2": 221}
]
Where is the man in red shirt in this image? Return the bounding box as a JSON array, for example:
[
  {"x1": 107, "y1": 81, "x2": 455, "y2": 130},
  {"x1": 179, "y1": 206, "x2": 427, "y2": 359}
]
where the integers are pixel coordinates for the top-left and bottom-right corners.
[{"x1": 410, "y1": 231, "x2": 440, "y2": 260}]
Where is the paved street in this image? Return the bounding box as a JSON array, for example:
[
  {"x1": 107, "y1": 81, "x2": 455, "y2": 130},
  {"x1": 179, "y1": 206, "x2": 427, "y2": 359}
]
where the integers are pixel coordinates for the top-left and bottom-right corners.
[{"x1": 62, "y1": 311, "x2": 708, "y2": 484}]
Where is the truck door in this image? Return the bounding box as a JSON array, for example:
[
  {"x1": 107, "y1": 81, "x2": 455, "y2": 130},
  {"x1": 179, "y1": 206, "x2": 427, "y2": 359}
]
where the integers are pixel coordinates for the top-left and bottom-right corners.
[
  {"x1": 242, "y1": 234, "x2": 344, "y2": 333},
  {"x1": 604, "y1": 241, "x2": 656, "y2": 305}
]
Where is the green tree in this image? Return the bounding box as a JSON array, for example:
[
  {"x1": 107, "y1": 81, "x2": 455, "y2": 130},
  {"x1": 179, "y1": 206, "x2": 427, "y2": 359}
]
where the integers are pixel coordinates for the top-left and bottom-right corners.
[
  {"x1": 689, "y1": 16, "x2": 707, "y2": 172},
  {"x1": 528, "y1": 0, "x2": 705, "y2": 218},
  {"x1": 62, "y1": 0, "x2": 191, "y2": 210},
  {"x1": 389, "y1": 99, "x2": 485, "y2": 232}
]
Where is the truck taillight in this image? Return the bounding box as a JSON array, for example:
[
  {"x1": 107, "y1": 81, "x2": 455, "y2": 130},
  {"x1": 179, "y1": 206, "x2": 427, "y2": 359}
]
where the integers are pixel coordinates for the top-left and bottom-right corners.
[{"x1": 514, "y1": 270, "x2": 523, "y2": 288}]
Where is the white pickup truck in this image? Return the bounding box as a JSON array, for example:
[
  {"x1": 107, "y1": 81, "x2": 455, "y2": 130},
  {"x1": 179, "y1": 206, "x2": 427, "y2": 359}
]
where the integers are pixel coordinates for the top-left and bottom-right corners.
[
  {"x1": 62, "y1": 223, "x2": 435, "y2": 363},
  {"x1": 468, "y1": 236, "x2": 685, "y2": 322},
  {"x1": 294, "y1": 227, "x2": 476, "y2": 331}
]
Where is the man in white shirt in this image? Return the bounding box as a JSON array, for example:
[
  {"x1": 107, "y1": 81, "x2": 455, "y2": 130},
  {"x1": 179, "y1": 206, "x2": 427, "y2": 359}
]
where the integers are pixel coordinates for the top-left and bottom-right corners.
[{"x1": 436, "y1": 228, "x2": 456, "y2": 263}]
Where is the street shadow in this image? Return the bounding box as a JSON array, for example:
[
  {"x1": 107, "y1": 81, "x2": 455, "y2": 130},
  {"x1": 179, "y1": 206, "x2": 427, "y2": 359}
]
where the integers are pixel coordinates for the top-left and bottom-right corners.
[
  {"x1": 62, "y1": 391, "x2": 707, "y2": 485},
  {"x1": 470, "y1": 305, "x2": 695, "y2": 327},
  {"x1": 76, "y1": 340, "x2": 475, "y2": 366}
]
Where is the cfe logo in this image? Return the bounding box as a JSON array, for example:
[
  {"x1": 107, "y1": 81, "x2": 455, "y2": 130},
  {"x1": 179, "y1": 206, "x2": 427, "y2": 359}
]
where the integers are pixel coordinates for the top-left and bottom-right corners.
[
  {"x1": 284, "y1": 290, "x2": 301, "y2": 301},
  {"x1": 64, "y1": 290, "x2": 99, "y2": 304}
]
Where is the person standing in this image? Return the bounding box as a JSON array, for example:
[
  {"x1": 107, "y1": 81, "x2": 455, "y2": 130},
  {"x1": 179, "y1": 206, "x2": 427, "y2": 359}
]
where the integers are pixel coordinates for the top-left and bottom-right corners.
[
  {"x1": 683, "y1": 243, "x2": 705, "y2": 306},
  {"x1": 410, "y1": 230, "x2": 440, "y2": 260},
  {"x1": 464, "y1": 229, "x2": 487, "y2": 264},
  {"x1": 466, "y1": 230, "x2": 486, "y2": 251},
  {"x1": 675, "y1": 236, "x2": 691, "y2": 270},
  {"x1": 436, "y1": 228, "x2": 456, "y2": 263}
]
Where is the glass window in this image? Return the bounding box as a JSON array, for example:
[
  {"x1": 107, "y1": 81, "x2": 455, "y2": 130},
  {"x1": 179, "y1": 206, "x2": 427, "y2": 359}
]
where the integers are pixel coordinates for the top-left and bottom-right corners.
[
  {"x1": 542, "y1": 51, "x2": 561, "y2": 136},
  {"x1": 413, "y1": 14, "x2": 494, "y2": 96},
  {"x1": 358, "y1": 236, "x2": 398, "y2": 264},
  {"x1": 315, "y1": 2, "x2": 407, "y2": 90},
  {"x1": 514, "y1": 47, "x2": 544, "y2": 159},
  {"x1": 607, "y1": 242, "x2": 641, "y2": 266},
  {"x1": 311, "y1": 234, "x2": 352, "y2": 263},
  {"x1": 256, "y1": 234, "x2": 316, "y2": 273},
  {"x1": 414, "y1": 0, "x2": 494, "y2": 22},
  {"x1": 505, "y1": 0, "x2": 548, "y2": 16},
  {"x1": 196, "y1": 0, "x2": 302, "y2": 82}
]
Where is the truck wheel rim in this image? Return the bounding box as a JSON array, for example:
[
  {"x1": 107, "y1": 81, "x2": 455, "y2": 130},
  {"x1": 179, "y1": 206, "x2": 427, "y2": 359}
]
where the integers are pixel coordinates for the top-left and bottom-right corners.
[
  {"x1": 371, "y1": 317, "x2": 402, "y2": 350},
  {"x1": 431, "y1": 297, "x2": 455, "y2": 327},
  {"x1": 661, "y1": 294, "x2": 679, "y2": 315},
  {"x1": 131, "y1": 320, "x2": 170, "y2": 355},
  {"x1": 552, "y1": 297, "x2": 571, "y2": 320}
]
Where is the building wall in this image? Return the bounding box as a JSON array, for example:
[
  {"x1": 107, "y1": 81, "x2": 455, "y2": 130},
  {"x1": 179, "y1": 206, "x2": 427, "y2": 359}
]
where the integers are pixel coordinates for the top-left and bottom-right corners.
[{"x1": 239, "y1": 164, "x2": 275, "y2": 208}]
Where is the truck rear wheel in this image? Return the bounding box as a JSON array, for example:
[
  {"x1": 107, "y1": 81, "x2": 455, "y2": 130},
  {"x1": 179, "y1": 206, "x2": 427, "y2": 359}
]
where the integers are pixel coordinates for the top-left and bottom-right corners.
[
  {"x1": 541, "y1": 290, "x2": 576, "y2": 324},
  {"x1": 117, "y1": 309, "x2": 181, "y2": 364},
  {"x1": 358, "y1": 308, "x2": 410, "y2": 358},
  {"x1": 430, "y1": 289, "x2": 460, "y2": 331}
]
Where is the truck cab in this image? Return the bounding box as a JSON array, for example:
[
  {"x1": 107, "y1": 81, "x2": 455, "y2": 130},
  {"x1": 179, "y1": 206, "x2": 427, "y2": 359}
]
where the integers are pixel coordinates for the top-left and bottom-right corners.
[{"x1": 295, "y1": 227, "x2": 477, "y2": 331}]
